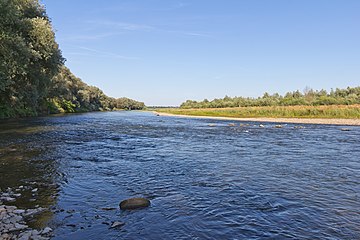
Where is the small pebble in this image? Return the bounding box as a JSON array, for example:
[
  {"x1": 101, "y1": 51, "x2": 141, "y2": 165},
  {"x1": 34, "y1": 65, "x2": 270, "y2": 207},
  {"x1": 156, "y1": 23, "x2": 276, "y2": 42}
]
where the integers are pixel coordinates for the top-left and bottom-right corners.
[
  {"x1": 1, "y1": 197, "x2": 15, "y2": 202},
  {"x1": 41, "y1": 227, "x2": 53, "y2": 234},
  {"x1": 101, "y1": 207, "x2": 117, "y2": 211},
  {"x1": 13, "y1": 209, "x2": 25, "y2": 214},
  {"x1": 0, "y1": 188, "x2": 52, "y2": 239}
]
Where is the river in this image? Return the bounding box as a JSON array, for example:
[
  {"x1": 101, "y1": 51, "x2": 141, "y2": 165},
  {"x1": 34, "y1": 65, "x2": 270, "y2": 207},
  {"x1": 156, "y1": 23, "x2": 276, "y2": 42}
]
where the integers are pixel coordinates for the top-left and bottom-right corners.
[{"x1": 0, "y1": 111, "x2": 359, "y2": 239}]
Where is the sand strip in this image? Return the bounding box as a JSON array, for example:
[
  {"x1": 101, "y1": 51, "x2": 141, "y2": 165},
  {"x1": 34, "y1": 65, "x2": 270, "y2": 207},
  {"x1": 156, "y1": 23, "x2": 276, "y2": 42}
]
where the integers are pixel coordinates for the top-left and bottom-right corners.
[{"x1": 154, "y1": 112, "x2": 360, "y2": 126}]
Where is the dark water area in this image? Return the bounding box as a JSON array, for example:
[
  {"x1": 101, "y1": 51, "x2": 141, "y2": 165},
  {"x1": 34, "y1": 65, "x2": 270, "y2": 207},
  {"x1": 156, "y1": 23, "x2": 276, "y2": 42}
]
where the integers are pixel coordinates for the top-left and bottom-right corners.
[{"x1": 0, "y1": 111, "x2": 359, "y2": 239}]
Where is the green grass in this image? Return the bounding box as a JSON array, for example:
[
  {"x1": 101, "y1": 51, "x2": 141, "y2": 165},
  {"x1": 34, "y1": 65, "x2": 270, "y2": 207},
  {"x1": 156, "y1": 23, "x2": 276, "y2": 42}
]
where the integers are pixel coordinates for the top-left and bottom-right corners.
[{"x1": 156, "y1": 105, "x2": 360, "y2": 119}]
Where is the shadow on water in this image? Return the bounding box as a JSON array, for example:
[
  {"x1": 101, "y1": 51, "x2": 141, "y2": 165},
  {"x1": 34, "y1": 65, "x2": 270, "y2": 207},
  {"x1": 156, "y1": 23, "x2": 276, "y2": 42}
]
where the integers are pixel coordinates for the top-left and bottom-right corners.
[{"x1": 0, "y1": 118, "x2": 61, "y2": 228}]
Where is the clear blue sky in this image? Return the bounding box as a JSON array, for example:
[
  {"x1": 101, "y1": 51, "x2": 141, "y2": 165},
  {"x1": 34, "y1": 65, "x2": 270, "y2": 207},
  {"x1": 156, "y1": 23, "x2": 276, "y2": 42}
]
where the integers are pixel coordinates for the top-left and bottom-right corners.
[{"x1": 43, "y1": 0, "x2": 359, "y2": 106}]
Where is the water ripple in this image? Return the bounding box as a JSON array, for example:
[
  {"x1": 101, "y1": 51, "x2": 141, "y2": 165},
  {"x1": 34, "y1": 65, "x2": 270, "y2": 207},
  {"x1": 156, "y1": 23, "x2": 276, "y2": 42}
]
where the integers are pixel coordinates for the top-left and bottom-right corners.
[{"x1": 1, "y1": 111, "x2": 359, "y2": 239}]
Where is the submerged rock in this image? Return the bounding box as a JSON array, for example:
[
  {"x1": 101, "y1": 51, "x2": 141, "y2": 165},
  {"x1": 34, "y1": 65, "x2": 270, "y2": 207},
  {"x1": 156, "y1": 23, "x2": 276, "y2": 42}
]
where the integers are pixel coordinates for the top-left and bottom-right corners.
[
  {"x1": 101, "y1": 207, "x2": 117, "y2": 211},
  {"x1": 119, "y1": 198, "x2": 150, "y2": 210},
  {"x1": 110, "y1": 221, "x2": 125, "y2": 228}
]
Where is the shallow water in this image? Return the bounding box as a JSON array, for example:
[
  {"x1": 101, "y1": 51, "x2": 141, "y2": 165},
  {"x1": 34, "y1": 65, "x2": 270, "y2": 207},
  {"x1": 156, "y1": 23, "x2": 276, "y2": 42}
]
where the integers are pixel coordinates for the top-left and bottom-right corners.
[{"x1": 0, "y1": 111, "x2": 359, "y2": 239}]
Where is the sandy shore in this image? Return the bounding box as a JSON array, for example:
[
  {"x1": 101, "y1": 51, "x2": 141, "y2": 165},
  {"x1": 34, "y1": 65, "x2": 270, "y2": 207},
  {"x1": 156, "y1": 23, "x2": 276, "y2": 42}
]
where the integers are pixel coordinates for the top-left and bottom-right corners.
[{"x1": 154, "y1": 112, "x2": 360, "y2": 126}]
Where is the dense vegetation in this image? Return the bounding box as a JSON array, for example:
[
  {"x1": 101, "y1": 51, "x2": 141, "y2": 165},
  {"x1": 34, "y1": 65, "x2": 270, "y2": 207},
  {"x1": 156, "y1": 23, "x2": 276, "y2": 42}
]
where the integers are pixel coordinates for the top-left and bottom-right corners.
[
  {"x1": 180, "y1": 87, "x2": 360, "y2": 109},
  {"x1": 48, "y1": 66, "x2": 145, "y2": 113},
  {"x1": 157, "y1": 105, "x2": 360, "y2": 119},
  {"x1": 0, "y1": 0, "x2": 144, "y2": 118}
]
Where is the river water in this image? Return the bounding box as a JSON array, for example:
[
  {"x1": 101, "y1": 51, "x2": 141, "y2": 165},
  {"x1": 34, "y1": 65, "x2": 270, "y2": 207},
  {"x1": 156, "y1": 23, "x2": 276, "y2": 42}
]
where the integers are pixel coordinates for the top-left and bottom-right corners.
[{"x1": 0, "y1": 111, "x2": 359, "y2": 239}]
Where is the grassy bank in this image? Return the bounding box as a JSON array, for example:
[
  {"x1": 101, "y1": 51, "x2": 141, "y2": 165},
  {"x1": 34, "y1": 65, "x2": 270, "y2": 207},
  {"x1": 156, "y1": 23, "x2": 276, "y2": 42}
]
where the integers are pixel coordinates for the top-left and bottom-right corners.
[{"x1": 156, "y1": 105, "x2": 360, "y2": 119}]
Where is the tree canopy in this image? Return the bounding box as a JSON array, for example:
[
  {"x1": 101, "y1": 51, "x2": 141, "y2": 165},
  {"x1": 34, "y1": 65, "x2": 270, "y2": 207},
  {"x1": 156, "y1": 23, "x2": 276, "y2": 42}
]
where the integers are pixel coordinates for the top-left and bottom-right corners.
[
  {"x1": 48, "y1": 66, "x2": 145, "y2": 113},
  {"x1": 0, "y1": 0, "x2": 144, "y2": 118},
  {"x1": 180, "y1": 87, "x2": 360, "y2": 109}
]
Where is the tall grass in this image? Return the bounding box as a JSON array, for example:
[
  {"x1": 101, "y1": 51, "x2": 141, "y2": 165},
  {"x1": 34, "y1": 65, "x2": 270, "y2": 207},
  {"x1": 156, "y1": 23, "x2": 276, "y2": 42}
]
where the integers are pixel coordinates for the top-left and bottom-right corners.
[{"x1": 156, "y1": 105, "x2": 360, "y2": 119}]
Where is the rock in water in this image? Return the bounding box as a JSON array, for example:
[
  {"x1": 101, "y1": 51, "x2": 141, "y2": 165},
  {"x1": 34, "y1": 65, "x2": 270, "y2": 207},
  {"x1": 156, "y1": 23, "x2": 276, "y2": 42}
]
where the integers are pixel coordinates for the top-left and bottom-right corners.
[
  {"x1": 119, "y1": 198, "x2": 150, "y2": 210},
  {"x1": 110, "y1": 221, "x2": 125, "y2": 228}
]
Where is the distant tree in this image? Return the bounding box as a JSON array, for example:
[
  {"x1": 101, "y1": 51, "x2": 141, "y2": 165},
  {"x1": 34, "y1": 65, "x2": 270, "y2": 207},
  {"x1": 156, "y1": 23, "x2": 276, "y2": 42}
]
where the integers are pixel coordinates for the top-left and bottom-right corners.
[{"x1": 179, "y1": 86, "x2": 360, "y2": 109}]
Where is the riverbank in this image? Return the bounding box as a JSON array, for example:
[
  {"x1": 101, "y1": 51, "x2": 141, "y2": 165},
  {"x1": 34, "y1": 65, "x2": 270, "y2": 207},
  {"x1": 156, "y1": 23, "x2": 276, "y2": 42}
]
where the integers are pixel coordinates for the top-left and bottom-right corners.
[
  {"x1": 154, "y1": 110, "x2": 360, "y2": 126},
  {"x1": 0, "y1": 185, "x2": 54, "y2": 239}
]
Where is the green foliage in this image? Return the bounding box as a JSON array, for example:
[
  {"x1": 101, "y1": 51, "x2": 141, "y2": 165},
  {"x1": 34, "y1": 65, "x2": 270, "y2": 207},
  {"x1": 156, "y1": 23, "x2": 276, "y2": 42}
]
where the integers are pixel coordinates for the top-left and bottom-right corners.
[
  {"x1": 0, "y1": 0, "x2": 145, "y2": 118},
  {"x1": 0, "y1": 103, "x2": 37, "y2": 118},
  {"x1": 46, "y1": 98, "x2": 76, "y2": 113},
  {"x1": 0, "y1": 0, "x2": 63, "y2": 117},
  {"x1": 47, "y1": 66, "x2": 145, "y2": 113},
  {"x1": 114, "y1": 97, "x2": 145, "y2": 110},
  {"x1": 180, "y1": 87, "x2": 360, "y2": 109}
]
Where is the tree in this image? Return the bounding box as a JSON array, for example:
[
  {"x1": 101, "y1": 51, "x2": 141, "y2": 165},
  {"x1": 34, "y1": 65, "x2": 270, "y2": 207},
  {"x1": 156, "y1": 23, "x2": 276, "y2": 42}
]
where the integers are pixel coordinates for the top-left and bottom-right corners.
[
  {"x1": 1, "y1": 0, "x2": 144, "y2": 118},
  {"x1": 0, "y1": 0, "x2": 63, "y2": 117}
]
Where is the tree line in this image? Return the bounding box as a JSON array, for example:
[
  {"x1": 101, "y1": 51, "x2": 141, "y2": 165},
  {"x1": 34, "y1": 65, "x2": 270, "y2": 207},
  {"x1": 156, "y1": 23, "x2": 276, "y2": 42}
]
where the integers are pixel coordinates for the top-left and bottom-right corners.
[
  {"x1": 0, "y1": 0, "x2": 144, "y2": 118},
  {"x1": 48, "y1": 66, "x2": 145, "y2": 113},
  {"x1": 180, "y1": 87, "x2": 360, "y2": 109}
]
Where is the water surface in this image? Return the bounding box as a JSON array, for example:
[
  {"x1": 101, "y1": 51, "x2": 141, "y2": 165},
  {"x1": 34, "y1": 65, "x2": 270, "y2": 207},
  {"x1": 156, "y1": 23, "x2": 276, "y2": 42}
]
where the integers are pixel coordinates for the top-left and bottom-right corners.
[{"x1": 0, "y1": 111, "x2": 359, "y2": 239}]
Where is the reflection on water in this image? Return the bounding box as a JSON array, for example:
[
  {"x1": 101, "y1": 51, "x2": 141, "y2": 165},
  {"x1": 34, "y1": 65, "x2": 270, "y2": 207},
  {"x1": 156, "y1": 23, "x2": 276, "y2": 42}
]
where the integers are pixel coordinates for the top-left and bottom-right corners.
[
  {"x1": 0, "y1": 118, "x2": 60, "y2": 229},
  {"x1": 0, "y1": 112, "x2": 359, "y2": 239}
]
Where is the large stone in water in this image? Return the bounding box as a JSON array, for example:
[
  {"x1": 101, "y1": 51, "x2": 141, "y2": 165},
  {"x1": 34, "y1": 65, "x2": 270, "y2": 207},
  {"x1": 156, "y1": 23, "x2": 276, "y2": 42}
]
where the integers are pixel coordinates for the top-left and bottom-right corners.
[{"x1": 119, "y1": 198, "x2": 150, "y2": 210}]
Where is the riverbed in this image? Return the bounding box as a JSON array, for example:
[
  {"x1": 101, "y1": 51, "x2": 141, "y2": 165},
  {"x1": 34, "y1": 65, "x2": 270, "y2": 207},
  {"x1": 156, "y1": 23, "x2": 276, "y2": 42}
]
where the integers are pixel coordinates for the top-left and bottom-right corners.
[{"x1": 0, "y1": 111, "x2": 359, "y2": 239}]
